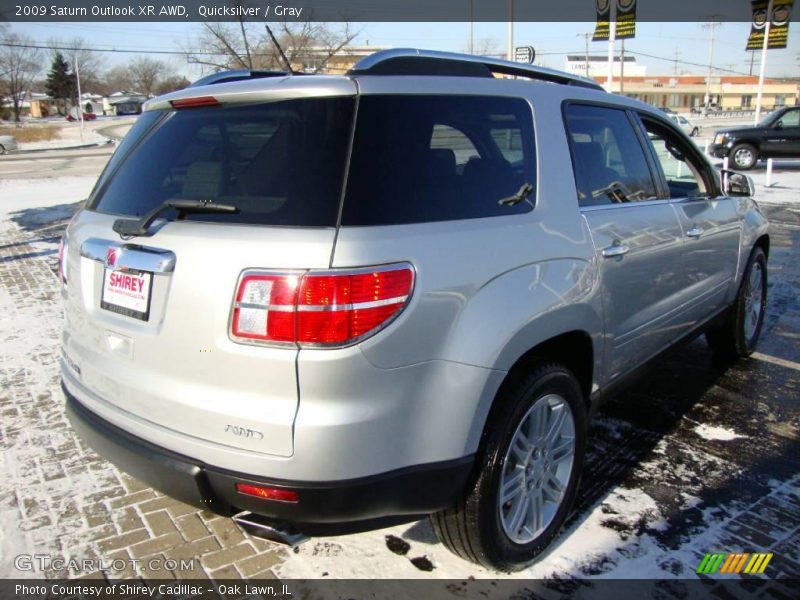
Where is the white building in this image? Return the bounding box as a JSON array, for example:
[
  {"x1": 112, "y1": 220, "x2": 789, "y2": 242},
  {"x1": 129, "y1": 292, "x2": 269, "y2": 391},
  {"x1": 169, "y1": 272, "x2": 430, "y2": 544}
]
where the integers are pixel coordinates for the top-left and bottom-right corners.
[{"x1": 564, "y1": 55, "x2": 647, "y2": 78}]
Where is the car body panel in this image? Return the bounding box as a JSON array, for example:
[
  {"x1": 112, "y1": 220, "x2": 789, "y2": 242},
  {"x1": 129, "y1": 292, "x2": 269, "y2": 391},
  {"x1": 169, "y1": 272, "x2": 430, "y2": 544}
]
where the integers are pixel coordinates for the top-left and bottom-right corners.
[{"x1": 61, "y1": 56, "x2": 769, "y2": 520}]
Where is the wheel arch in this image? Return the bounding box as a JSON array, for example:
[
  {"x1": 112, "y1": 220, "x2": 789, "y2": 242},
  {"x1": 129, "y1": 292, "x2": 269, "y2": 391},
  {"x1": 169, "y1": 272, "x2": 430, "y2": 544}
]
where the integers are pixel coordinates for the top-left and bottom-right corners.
[{"x1": 473, "y1": 330, "x2": 595, "y2": 455}]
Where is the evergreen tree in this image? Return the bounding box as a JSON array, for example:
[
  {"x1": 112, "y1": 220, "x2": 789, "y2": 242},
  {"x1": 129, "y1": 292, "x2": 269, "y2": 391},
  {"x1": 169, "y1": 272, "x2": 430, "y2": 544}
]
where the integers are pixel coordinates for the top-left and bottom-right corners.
[{"x1": 45, "y1": 52, "x2": 76, "y2": 115}]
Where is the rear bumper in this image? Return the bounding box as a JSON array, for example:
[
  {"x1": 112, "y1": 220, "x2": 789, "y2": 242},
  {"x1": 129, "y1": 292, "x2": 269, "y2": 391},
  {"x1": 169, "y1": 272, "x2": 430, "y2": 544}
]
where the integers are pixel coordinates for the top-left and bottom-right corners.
[{"x1": 64, "y1": 384, "x2": 474, "y2": 533}]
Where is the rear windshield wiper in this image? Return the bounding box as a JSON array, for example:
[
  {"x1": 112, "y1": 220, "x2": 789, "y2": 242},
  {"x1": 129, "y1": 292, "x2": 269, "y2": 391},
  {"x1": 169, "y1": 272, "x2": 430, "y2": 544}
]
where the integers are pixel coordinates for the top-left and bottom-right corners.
[{"x1": 112, "y1": 199, "x2": 238, "y2": 238}]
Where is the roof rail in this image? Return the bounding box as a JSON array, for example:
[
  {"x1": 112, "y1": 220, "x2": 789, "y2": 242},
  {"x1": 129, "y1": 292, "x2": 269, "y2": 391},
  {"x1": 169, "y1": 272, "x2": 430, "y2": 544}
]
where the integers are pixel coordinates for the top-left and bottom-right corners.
[
  {"x1": 189, "y1": 70, "x2": 294, "y2": 88},
  {"x1": 349, "y1": 49, "x2": 605, "y2": 92}
]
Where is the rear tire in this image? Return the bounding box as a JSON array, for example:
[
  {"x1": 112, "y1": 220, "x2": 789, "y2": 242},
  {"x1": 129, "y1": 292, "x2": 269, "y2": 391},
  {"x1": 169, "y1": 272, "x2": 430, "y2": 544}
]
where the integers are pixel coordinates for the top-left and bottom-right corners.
[
  {"x1": 0, "y1": 144, "x2": 6, "y2": 155},
  {"x1": 691, "y1": 127, "x2": 699, "y2": 137},
  {"x1": 706, "y1": 246, "x2": 767, "y2": 358},
  {"x1": 430, "y1": 363, "x2": 587, "y2": 571},
  {"x1": 731, "y1": 143, "x2": 758, "y2": 170}
]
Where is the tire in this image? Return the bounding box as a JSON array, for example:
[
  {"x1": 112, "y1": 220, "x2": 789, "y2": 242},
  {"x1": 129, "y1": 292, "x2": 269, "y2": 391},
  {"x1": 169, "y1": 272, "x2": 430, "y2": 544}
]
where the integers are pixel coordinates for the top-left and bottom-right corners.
[
  {"x1": 0, "y1": 145, "x2": 5, "y2": 156},
  {"x1": 691, "y1": 127, "x2": 699, "y2": 137},
  {"x1": 706, "y1": 246, "x2": 767, "y2": 358},
  {"x1": 430, "y1": 363, "x2": 587, "y2": 571},
  {"x1": 730, "y1": 143, "x2": 758, "y2": 170}
]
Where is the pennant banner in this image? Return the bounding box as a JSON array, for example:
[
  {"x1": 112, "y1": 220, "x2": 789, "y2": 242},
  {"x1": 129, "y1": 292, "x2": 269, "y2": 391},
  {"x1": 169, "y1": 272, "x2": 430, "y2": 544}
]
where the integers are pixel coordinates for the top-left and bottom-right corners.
[
  {"x1": 616, "y1": 0, "x2": 637, "y2": 39},
  {"x1": 746, "y1": 0, "x2": 794, "y2": 50},
  {"x1": 593, "y1": 0, "x2": 636, "y2": 42},
  {"x1": 592, "y1": 0, "x2": 611, "y2": 41}
]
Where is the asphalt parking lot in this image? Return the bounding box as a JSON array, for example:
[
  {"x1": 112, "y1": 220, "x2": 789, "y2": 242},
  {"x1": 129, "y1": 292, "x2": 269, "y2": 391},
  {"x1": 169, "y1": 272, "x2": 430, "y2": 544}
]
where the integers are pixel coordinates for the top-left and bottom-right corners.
[{"x1": 0, "y1": 144, "x2": 797, "y2": 592}]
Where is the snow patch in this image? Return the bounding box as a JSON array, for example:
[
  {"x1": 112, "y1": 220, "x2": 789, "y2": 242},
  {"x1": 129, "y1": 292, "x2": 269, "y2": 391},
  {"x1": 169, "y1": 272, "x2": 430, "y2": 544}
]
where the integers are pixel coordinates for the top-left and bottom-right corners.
[
  {"x1": 693, "y1": 424, "x2": 746, "y2": 441},
  {"x1": 0, "y1": 177, "x2": 94, "y2": 216}
]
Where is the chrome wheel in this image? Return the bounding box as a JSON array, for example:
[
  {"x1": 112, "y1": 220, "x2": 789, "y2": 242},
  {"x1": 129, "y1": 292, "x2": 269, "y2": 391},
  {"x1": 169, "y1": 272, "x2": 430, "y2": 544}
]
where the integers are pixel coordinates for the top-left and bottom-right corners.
[
  {"x1": 499, "y1": 394, "x2": 575, "y2": 544},
  {"x1": 744, "y1": 261, "x2": 764, "y2": 341},
  {"x1": 734, "y1": 147, "x2": 754, "y2": 168}
]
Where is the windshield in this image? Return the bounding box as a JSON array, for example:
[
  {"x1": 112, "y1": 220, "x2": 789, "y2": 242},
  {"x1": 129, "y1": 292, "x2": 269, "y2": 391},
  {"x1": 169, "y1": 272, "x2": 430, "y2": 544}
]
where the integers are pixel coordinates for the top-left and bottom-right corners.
[
  {"x1": 758, "y1": 111, "x2": 779, "y2": 127},
  {"x1": 89, "y1": 97, "x2": 355, "y2": 227}
]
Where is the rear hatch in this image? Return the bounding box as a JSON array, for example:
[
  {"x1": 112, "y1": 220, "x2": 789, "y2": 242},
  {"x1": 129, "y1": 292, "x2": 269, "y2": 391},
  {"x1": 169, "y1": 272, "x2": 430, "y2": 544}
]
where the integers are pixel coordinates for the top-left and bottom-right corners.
[{"x1": 62, "y1": 81, "x2": 356, "y2": 457}]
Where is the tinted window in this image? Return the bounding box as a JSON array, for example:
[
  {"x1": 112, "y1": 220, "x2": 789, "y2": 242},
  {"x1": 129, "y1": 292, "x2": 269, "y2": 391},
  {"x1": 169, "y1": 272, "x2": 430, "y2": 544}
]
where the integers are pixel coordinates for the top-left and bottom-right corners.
[
  {"x1": 641, "y1": 118, "x2": 708, "y2": 199},
  {"x1": 778, "y1": 109, "x2": 800, "y2": 128},
  {"x1": 342, "y1": 95, "x2": 535, "y2": 226},
  {"x1": 90, "y1": 110, "x2": 162, "y2": 200},
  {"x1": 90, "y1": 97, "x2": 354, "y2": 227},
  {"x1": 564, "y1": 104, "x2": 657, "y2": 206}
]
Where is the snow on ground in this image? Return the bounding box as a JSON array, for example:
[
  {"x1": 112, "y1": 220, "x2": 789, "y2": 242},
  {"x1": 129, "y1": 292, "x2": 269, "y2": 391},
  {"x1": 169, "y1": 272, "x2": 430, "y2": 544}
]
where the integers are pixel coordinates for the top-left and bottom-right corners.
[
  {"x1": 0, "y1": 177, "x2": 95, "y2": 216},
  {"x1": 693, "y1": 424, "x2": 747, "y2": 441},
  {"x1": 15, "y1": 124, "x2": 108, "y2": 151}
]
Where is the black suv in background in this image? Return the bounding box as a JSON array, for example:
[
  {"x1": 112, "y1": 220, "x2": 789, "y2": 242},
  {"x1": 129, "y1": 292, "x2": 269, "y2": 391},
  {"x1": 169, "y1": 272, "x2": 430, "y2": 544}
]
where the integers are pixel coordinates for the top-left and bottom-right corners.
[{"x1": 710, "y1": 106, "x2": 800, "y2": 170}]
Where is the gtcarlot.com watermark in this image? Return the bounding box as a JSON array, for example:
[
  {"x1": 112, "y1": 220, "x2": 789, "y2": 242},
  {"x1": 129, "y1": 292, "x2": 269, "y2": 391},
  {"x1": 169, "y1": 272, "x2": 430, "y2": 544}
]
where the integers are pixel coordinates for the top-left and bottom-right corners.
[{"x1": 14, "y1": 553, "x2": 196, "y2": 573}]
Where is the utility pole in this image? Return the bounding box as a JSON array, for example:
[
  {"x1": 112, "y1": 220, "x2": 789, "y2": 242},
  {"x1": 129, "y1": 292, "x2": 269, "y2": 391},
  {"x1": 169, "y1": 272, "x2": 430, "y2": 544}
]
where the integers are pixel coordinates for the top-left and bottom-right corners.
[
  {"x1": 606, "y1": 2, "x2": 616, "y2": 92},
  {"x1": 749, "y1": 50, "x2": 757, "y2": 76},
  {"x1": 754, "y1": 0, "x2": 773, "y2": 123},
  {"x1": 577, "y1": 32, "x2": 590, "y2": 77},
  {"x1": 507, "y1": 0, "x2": 514, "y2": 61},
  {"x1": 74, "y1": 54, "x2": 84, "y2": 143},
  {"x1": 620, "y1": 39, "x2": 625, "y2": 94},
  {"x1": 703, "y1": 20, "x2": 718, "y2": 113},
  {"x1": 674, "y1": 48, "x2": 680, "y2": 77}
]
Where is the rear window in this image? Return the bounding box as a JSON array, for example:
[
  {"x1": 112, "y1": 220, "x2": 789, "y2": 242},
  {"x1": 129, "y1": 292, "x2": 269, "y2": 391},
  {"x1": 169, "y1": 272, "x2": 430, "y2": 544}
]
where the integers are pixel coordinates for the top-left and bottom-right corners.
[
  {"x1": 341, "y1": 95, "x2": 536, "y2": 226},
  {"x1": 89, "y1": 97, "x2": 355, "y2": 227}
]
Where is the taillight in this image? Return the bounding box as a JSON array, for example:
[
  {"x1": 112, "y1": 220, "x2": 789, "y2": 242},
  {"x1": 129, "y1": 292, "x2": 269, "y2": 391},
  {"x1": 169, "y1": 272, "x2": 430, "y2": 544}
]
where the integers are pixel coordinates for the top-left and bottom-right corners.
[
  {"x1": 58, "y1": 237, "x2": 68, "y2": 285},
  {"x1": 230, "y1": 264, "x2": 414, "y2": 348}
]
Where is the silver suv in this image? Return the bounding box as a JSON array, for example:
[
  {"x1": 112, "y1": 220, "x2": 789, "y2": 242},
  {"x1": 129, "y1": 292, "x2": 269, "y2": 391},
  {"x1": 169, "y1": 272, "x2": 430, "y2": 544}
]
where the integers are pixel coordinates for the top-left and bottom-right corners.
[{"x1": 61, "y1": 49, "x2": 769, "y2": 571}]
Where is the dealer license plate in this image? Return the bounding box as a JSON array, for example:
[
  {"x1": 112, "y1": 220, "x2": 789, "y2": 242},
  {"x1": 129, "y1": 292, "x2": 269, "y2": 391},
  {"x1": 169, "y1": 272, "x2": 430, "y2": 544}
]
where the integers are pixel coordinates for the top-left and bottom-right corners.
[{"x1": 101, "y1": 268, "x2": 153, "y2": 321}]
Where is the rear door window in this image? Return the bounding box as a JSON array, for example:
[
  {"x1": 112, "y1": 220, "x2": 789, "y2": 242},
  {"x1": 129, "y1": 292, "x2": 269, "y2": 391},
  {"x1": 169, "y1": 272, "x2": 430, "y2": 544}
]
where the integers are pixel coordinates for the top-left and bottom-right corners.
[
  {"x1": 564, "y1": 104, "x2": 658, "y2": 206},
  {"x1": 89, "y1": 97, "x2": 355, "y2": 227},
  {"x1": 341, "y1": 95, "x2": 536, "y2": 226}
]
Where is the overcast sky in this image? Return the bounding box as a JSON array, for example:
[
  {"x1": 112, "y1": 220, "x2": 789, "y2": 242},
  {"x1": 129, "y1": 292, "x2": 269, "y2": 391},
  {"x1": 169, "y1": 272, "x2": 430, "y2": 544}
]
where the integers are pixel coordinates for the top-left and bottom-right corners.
[{"x1": 9, "y1": 21, "x2": 800, "y2": 80}]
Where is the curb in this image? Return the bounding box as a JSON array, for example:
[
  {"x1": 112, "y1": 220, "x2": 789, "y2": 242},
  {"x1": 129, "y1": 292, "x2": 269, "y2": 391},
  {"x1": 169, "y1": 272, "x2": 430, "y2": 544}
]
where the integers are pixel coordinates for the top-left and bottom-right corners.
[{"x1": 11, "y1": 139, "x2": 115, "y2": 155}]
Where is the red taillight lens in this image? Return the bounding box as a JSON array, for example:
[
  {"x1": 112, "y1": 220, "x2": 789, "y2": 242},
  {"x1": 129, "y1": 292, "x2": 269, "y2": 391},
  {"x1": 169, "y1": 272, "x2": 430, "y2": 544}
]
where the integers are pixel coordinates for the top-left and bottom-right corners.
[
  {"x1": 58, "y1": 237, "x2": 68, "y2": 285},
  {"x1": 235, "y1": 483, "x2": 298, "y2": 503},
  {"x1": 230, "y1": 265, "x2": 414, "y2": 347},
  {"x1": 170, "y1": 96, "x2": 220, "y2": 109},
  {"x1": 231, "y1": 274, "x2": 299, "y2": 343}
]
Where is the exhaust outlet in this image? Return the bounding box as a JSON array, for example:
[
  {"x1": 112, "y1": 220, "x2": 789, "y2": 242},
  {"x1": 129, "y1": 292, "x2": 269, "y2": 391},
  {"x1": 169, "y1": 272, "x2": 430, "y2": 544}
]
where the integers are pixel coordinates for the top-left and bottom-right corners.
[{"x1": 233, "y1": 512, "x2": 309, "y2": 547}]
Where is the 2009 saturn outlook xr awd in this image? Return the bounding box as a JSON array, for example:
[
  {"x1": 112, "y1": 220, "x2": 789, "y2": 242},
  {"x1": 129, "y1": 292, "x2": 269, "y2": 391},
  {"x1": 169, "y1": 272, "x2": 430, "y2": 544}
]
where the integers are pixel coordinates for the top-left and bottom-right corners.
[{"x1": 60, "y1": 49, "x2": 769, "y2": 571}]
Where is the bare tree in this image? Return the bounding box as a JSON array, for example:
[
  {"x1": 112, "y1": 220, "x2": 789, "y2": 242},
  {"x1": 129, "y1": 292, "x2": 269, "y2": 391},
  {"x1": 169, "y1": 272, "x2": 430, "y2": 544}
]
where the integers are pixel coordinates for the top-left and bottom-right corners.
[
  {"x1": 102, "y1": 65, "x2": 134, "y2": 95},
  {"x1": 187, "y1": 19, "x2": 361, "y2": 74},
  {"x1": 0, "y1": 33, "x2": 42, "y2": 122},
  {"x1": 465, "y1": 38, "x2": 502, "y2": 59},
  {"x1": 129, "y1": 57, "x2": 167, "y2": 96}
]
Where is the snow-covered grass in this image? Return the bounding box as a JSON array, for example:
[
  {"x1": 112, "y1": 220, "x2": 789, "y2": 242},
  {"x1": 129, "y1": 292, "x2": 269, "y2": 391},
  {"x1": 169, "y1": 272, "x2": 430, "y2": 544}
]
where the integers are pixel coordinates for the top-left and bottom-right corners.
[
  {"x1": 0, "y1": 177, "x2": 95, "y2": 216},
  {"x1": 693, "y1": 424, "x2": 747, "y2": 441}
]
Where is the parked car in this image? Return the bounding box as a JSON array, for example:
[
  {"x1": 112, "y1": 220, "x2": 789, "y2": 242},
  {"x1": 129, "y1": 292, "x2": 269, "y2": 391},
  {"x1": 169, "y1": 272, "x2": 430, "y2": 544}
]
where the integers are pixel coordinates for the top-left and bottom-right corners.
[
  {"x1": 66, "y1": 111, "x2": 98, "y2": 122},
  {"x1": 669, "y1": 113, "x2": 700, "y2": 137},
  {"x1": 709, "y1": 106, "x2": 800, "y2": 170},
  {"x1": 0, "y1": 135, "x2": 17, "y2": 154},
  {"x1": 60, "y1": 49, "x2": 769, "y2": 571}
]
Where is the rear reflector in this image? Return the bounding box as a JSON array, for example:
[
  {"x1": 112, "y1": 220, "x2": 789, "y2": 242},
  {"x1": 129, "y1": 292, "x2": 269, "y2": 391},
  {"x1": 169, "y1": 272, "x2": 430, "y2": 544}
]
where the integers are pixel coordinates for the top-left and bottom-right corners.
[
  {"x1": 170, "y1": 96, "x2": 220, "y2": 109},
  {"x1": 235, "y1": 483, "x2": 298, "y2": 503},
  {"x1": 230, "y1": 264, "x2": 414, "y2": 348}
]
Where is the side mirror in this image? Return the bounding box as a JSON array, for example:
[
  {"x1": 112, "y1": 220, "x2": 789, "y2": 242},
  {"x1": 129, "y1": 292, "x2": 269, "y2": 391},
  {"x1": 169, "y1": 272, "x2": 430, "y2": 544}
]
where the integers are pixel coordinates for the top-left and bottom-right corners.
[{"x1": 721, "y1": 169, "x2": 755, "y2": 197}]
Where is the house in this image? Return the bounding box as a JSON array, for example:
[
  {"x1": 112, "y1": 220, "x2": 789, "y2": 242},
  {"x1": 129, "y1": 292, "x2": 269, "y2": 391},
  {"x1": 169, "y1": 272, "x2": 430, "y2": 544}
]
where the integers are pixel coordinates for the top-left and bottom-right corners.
[{"x1": 105, "y1": 91, "x2": 147, "y2": 116}]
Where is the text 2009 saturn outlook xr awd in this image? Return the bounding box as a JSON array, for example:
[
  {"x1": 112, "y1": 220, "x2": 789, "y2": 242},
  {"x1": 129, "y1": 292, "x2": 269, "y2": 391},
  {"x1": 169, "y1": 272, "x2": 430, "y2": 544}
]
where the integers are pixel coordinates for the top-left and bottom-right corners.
[{"x1": 61, "y1": 49, "x2": 769, "y2": 571}]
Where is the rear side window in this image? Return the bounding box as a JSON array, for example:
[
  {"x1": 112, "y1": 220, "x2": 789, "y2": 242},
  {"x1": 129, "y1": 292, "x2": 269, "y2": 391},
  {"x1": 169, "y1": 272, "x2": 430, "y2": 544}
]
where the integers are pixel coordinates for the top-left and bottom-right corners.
[
  {"x1": 90, "y1": 97, "x2": 355, "y2": 227},
  {"x1": 342, "y1": 95, "x2": 535, "y2": 226},
  {"x1": 564, "y1": 104, "x2": 658, "y2": 207}
]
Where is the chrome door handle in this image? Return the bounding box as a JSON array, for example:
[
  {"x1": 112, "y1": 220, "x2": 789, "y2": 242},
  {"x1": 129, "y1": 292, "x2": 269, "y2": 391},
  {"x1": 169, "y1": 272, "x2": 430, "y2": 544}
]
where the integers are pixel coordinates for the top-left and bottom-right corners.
[
  {"x1": 602, "y1": 242, "x2": 630, "y2": 258},
  {"x1": 686, "y1": 227, "x2": 704, "y2": 239}
]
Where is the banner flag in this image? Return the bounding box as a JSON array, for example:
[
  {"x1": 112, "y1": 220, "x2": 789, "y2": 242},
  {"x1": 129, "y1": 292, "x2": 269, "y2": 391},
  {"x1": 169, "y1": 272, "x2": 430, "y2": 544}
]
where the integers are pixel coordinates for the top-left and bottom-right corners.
[{"x1": 746, "y1": 0, "x2": 794, "y2": 50}]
